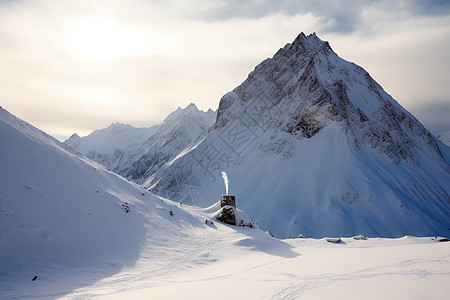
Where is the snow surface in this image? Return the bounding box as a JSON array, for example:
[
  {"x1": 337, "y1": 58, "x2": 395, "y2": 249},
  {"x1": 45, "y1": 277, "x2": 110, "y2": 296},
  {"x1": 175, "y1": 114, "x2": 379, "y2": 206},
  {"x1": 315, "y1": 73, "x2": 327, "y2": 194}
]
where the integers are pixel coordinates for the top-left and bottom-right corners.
[
  {"x1": 1, "y1": 107, "x2": 450, "y2": 300},
  {"x1": 73, "y1": 236, "x2": 448, "y2": 300}
]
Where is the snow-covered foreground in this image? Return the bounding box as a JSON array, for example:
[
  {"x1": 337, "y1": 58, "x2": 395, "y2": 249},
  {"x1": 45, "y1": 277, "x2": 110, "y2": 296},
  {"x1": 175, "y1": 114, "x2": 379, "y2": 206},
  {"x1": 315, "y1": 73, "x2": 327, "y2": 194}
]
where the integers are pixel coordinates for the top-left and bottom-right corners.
[
  {"x1": 1, "y1": 106, "x2": 449, "y2": 300},
  {"x1": 3, "y1": 203, "x2": 449, "y2": 300},
  {"x1": 65, "y1": 227, "x2": 450, "y2": 300}
]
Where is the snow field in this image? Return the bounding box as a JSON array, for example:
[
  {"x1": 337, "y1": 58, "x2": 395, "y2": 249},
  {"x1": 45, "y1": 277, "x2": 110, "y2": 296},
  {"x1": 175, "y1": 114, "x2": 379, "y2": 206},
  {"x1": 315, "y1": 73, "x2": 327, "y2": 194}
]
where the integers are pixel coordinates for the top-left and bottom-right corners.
[{"x1": 57, "y1": 223, "x2": 450, "y2": 300}]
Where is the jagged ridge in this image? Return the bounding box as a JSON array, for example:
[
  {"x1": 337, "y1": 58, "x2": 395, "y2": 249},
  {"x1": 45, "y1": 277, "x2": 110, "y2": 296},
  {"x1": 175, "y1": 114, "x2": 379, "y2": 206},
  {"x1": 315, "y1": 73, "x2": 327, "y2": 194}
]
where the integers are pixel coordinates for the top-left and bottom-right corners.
[{"x1": 65, "y1": 103, "x2": 215, "y2": 184}]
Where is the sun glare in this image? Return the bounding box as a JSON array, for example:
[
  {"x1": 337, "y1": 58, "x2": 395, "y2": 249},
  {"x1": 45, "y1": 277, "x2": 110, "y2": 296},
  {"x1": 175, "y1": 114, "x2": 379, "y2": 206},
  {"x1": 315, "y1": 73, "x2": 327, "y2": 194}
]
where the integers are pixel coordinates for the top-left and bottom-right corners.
[{"x1": 66, "y1": 18, "x2": 144, "y2": 61}]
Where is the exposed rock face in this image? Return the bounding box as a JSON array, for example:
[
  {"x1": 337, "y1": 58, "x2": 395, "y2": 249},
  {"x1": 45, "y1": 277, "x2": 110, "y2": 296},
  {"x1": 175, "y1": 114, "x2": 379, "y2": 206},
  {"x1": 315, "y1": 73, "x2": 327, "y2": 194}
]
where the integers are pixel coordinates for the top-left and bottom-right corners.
[{"x1": 214, "y1": 32, "x2": 443, "y2": 166}]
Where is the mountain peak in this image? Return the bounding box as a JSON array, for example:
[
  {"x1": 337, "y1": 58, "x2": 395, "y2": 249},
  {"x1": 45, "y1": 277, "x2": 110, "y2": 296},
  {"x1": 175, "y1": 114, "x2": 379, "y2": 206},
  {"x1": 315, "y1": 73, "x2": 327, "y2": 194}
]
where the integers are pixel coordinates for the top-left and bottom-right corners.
[
  {"x1": 439, "y1": 129, "x2": 450, "y2": 146},
  {"x1": 185, "y1": 102, "x2": 198, "y2": 110},
  {"x1": 64, "y1": 133, "x2": 81, "y2": 145},
  {"x1": 107, "y1": 122, "x2": 130, "y2": 129},
  {"x1": 175, "y1": 102, "x2": 197, "y2": 111},
  {"x1": 292, "y1": 32, "x2": 323, "y2": 46},
  {"x1": 283, "y1": 32, "x2": 334, "y2": 57},
  {"x1": 164, "y1": 103, "x2": 203, "y2": 124}
]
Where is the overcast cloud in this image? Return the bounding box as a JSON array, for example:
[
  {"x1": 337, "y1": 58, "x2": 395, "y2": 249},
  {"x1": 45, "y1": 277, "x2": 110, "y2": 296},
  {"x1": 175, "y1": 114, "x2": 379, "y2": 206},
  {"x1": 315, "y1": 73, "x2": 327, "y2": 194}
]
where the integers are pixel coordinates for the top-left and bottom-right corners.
[{"x1": 0, "y1": 0, "x2": 449, "y2": 139}]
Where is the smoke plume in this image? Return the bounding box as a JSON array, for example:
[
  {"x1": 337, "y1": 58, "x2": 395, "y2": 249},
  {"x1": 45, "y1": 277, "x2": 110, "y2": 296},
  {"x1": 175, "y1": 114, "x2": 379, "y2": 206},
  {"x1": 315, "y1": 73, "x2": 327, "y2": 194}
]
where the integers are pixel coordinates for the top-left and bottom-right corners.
[{"x1": 221, "y1": 171, "x2": 229, "y2": 195}]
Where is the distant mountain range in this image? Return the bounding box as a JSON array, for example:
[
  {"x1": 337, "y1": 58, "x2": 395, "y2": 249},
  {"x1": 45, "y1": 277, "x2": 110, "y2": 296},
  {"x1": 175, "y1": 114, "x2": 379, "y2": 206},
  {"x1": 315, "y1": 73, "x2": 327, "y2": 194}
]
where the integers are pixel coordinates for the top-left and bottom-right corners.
[
  {"x1": 439, "y1": 129, "x2": 450, "y2": 146},
  {"x1": 65, "y1": 103, "x2": 215, "y2": 185}
]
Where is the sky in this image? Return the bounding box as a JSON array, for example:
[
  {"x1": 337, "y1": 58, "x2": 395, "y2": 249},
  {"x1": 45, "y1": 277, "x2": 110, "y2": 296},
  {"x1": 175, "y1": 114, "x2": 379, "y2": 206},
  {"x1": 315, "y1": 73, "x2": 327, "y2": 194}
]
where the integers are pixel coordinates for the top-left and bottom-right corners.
[{"x1": 0, "y1": 0, "x2": 449, "y2": 140}]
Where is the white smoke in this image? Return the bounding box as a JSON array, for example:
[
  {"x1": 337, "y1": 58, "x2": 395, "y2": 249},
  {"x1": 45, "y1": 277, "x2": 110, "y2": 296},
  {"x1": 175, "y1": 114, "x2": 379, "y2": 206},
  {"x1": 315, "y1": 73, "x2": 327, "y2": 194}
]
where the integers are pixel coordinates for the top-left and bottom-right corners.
[{"x1": 221, "y1": 171, "x2": 229, "y2": 195}]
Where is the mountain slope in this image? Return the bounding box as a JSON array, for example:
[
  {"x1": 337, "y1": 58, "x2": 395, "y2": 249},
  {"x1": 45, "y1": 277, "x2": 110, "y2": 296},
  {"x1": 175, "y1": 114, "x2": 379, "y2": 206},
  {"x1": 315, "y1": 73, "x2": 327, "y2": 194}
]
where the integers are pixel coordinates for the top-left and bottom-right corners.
[
  {"x1": 0, "y1": 106, "x2": 214, "y2": 297},
  {"x1": 0, "y1": 107, "x2": 141, "y2": 267},
  {"x1": 146, "y1": 33, "x2": 450, "y2": 238},
  {"x1": 65, "y1": 103, "x2": 215, "y2": 185}
]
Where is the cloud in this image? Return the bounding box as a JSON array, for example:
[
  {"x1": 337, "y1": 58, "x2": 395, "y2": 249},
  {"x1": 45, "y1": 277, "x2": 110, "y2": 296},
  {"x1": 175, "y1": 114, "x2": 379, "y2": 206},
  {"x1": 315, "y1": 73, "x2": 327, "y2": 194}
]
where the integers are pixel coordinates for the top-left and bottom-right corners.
[
  {"x1": 0, "y1": 1, "x2": 322, "y2": 137},
  {"x1": 197, "y1": 0, "x2": 364, "y2": 33},
  {"x1": 193, "y1": 0, "x2": 450, "y2": 33}
]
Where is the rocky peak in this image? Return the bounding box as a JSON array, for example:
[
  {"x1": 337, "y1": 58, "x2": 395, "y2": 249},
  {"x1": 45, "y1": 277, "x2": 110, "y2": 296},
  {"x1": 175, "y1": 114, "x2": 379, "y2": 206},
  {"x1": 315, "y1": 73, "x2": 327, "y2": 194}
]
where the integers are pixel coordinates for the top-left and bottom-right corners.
[
  {"x1": 164, "y1": 103, "x2": 214, "y2": 125},
  {"x1": 288, "y1": 32, "x2": 333, "y2": 56},
  {"x1": 215, "y1": 33, "x2": 336, "y2": 128}
]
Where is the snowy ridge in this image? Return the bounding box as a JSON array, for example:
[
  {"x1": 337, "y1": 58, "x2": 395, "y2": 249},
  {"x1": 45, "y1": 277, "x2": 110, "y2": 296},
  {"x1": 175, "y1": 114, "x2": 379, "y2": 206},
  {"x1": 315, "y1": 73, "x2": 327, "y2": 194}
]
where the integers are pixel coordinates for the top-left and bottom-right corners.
[
  {"x1": 146, "y1": 33, "x2": 450, "y2": 238},
  {"x1": 65, "y1": 103, "x2": 215, "y2": 184}
]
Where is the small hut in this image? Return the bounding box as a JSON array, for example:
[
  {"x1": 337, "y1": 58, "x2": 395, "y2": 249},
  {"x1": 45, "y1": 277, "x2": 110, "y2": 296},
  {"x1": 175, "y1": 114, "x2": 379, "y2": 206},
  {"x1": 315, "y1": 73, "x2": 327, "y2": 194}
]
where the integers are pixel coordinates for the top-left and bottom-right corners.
[{"x1": 217, "y1": 194, "x2": 236, "y2": 225}]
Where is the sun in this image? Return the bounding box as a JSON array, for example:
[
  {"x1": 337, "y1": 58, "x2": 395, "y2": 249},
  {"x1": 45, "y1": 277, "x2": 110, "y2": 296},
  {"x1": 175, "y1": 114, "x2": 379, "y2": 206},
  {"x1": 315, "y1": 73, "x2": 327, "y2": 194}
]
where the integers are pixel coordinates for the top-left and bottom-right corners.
[{"x1": 66, "y1": 17, "x2": 143, "y2": 61}]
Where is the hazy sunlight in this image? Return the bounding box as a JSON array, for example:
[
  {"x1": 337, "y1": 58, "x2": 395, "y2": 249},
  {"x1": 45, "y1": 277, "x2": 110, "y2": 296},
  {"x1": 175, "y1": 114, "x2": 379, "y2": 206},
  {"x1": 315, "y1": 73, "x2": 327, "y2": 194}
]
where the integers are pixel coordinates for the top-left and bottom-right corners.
[{"x1": 66, "y1": 17, "x2": 144, "y2": 61}]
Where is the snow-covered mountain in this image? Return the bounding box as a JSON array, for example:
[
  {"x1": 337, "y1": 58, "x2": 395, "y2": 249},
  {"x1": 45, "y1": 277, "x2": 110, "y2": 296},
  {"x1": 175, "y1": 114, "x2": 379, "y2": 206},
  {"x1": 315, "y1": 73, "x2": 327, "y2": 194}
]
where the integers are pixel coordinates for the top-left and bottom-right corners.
[
  {"x1": 65, "y1": 103, "x2": 215, "y2": 184},
  {"x1": 439, "y1": 129, "x2": 450, "y2": 146},
  {"x1": 146, "y1": 33, "x2": 450, "y2": 238}
]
